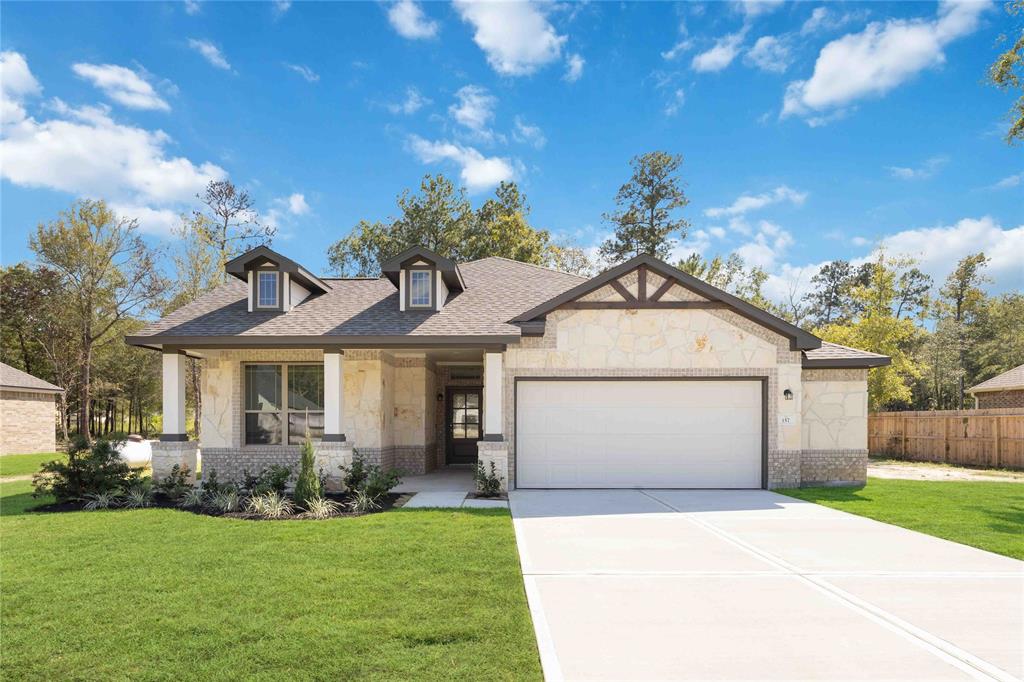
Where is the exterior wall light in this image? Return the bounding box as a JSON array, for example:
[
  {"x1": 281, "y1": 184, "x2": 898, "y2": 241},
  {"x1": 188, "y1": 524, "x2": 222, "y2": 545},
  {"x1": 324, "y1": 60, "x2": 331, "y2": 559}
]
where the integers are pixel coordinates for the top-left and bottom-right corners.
[{"x1": 783, "y1": 389, "x2": 794, "y2": 401}]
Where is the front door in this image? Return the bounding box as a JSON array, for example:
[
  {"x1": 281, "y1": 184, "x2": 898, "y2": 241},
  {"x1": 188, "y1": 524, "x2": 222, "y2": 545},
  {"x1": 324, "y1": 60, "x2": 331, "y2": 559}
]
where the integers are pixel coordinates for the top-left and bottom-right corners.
[{"x1": 446, "y1": 388, "x2": 482, "y2": 465}]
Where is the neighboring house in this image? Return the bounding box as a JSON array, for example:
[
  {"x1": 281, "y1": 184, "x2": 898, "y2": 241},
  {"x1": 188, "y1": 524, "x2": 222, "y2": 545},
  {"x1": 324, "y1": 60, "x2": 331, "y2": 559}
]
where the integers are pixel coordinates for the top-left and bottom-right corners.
[
  {"x1": 125, "y1": 245, "x2": 890, "y2": 490},
  {"x1": 967, "y1": 365, "x2": 1024, "y2": 409},
  {"x1": 0, "y1": 362, "x2": 62, "y2": 455}
]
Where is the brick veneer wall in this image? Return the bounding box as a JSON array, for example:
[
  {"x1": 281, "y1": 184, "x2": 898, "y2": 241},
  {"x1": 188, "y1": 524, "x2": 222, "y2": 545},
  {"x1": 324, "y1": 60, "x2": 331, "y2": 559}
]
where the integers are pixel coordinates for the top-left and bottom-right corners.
[
  {"x1": 976, "y1": 390, "x2": 1024, "y2": 409},
  {"x1": 1, "y1": 389, "x2": 57, "y2": 455},
  {"x1": 800, "y1": 449, "x2": 867, "y2": 486}
]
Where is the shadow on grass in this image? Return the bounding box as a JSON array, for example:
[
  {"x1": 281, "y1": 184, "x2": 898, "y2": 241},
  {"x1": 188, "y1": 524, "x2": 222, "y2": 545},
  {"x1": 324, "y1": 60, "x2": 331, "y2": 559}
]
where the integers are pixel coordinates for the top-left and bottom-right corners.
[
  {"x1": 778, "y1": 485, "x2": 872, "y2": 504},
  {"x1": 0, "y1": 492, "x2": 50, "y2": 517}
]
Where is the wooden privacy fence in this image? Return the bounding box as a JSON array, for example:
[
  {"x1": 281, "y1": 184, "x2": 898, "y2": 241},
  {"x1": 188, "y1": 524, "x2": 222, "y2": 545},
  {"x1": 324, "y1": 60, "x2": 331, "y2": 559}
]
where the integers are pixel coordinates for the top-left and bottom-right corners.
[{"x1": 869, "y1": 409, "x2": 1024, "y2": 470}]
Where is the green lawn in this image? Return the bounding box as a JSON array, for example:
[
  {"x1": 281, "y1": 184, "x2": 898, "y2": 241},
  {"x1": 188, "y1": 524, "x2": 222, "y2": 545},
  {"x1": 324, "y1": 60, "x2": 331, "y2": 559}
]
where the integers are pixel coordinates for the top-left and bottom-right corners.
[
  {"x1": 0, "y1": 452, "x2": 64, "y2": 477},
  {"x1": 0, "y1": 481, "x2": 541, "y2": 681},
  {"x1": 778, "y1": 478, "x2": 1024, "y2": 560}
]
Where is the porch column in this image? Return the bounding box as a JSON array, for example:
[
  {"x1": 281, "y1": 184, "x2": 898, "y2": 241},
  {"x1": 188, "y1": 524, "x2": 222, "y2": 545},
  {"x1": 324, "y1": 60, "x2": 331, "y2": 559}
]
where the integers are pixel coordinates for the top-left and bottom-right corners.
[
  {"x1": 153, "y1": 349, "x2": 197, "y2": 483},
  {"x1": 483, "y1": 351, "x2": 503, "y2": 440},
  {"x1": 318, "y1": 349, "x2": 353, "y2": 491}
]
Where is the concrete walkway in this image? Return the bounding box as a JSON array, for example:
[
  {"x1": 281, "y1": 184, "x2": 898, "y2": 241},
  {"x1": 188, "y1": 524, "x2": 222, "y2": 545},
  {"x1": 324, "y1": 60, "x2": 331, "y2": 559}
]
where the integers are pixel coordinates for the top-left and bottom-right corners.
[{"x1": 510, "y1": 489, "x2": 1023, "y2": 682}]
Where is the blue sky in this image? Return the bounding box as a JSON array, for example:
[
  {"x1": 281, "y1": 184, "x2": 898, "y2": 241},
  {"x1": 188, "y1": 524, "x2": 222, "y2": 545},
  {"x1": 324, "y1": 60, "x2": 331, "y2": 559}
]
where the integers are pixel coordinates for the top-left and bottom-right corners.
[{"x1": 1, "y1": 0, "x2": 1021, "y2": 301}]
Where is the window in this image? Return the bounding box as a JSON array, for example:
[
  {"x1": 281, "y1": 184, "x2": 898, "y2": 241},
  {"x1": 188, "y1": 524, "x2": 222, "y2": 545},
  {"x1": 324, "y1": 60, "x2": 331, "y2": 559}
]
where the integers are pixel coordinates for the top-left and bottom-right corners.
[
  {"x1": 257, "y1": 271, "x2": 278, "y2": 308},
  {"x1": 244, "y1": 364, "x2": 324, "y2": 445},
  {"x1": 409, "y1": 270, "x2": 432, "y2": 307}
]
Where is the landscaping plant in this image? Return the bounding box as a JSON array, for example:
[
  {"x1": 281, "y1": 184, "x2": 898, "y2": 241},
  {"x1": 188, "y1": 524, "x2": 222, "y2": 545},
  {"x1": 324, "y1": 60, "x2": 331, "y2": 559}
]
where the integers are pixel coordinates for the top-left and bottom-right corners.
[
  {"x1": 155, "y1": 464, "x2": 192, "y2": 500},
  {"x1": 210, "y1": 488, "x2": 243, "y2": 513},
  {"x1": 340, "y1": 454, "x2": 368, "y2": 492},
  {"x1": 246, "y1": 491, "x2": 294, "y2": 519},
  {"x1": 32, "y1": 437, "x2": 133, "y2": 503},
  {"x1": 302, "y1": 496, "x2": 342, "y2": 519},
  {"x1": 292, "y1": 433, "x2": 321, "y2": 509},
  {"x1": 348, "y1": 489, "x2": 382, "y2": 514},
  {"x1": 475, "y1": 461, "x2": 503, "y2": 497},
  {"x1": 178, "y1": 488, "x2": 205, "y2": 509},
  {"x1": 123, "y1": 480, "x2": 155, "y2": 509},
  {"x1": 241, "y1": 465, "x2": 292, "y2": 496},
  {"x1": 339, "y1": 454, "x2": 401, "y2": 503},
  {"x1": 83, "y1": 490, "x2": 123, "y2": 510}
]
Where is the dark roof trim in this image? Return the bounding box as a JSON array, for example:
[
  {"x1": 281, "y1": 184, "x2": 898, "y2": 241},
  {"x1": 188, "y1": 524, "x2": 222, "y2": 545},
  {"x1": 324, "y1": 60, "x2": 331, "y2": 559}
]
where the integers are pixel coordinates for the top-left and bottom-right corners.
[
  {"x1": 379, "y1": 246, "x2": 466, "y2": 292},
  {"x1": 801, "y1": 357, "x2": 892, "y2": 369},
  {"x1": 125, "y1": 334, "x2": 515, "y2": 350},
  {"x1": 511, "y1": 254, "x2": 822, "y2": 351},
  {"x1": 224, "y1": 246, "x2": 330, "y2": 294}
]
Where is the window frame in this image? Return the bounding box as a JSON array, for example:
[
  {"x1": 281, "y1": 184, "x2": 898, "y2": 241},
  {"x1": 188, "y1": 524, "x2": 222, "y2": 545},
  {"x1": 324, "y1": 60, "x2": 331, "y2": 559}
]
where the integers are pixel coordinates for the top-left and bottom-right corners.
[
  {"x1": 255, "y1": 269, "x2": 281, "y2": 310},
  {"x1": 243, "y1": 362, "x2": 325, "y2": 446},
  {"x1": 406, "y1": 266, "x2": 434, "y2": 309}
]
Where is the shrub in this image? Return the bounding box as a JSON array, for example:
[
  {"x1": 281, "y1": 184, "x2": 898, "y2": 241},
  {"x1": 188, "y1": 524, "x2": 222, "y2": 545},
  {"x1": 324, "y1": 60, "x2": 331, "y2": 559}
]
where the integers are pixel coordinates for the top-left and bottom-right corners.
[
  {"x1": 123, "y1": 480, "x2": 155, "y2": 508},
  {"x1": 349, "y1": 489, "x2": 381, "y2": 514},
  {"x1": 33, "y1": 437, "x2": 133, "y2": 503},
  {"x1": 363, "y1": 467, "x2": 401, "y2": 501},
  {"x1": 292, "y1": 435, "x2": 321, "y2": 509},
  {"x1": 339, "y1": 454, "x2": 368, "y2": 492},
  {"x1": 303, "y1": 496, "x2": 342, "y2": 519},
  {"x1": 178, "y1": 488, "x2": 205, "y2": 509},
  {"x1": 241, "y1": 465, "x2": 292, "y2": 496},
  {"x1": 246, "y1": 491, "x2": 294, "y2": 519},
  {"x1": 209, "y1": 488, "x2": 243, "y2": 513},
  {"x1": 475, "y1": 461, "x2": 503, "y2": 497},
  {"x1": 83, "y1": 490, "x2": 122, "y2": 510},
  {"x1": 155, "y1": 464, "x2": 192, "y2": 500}
]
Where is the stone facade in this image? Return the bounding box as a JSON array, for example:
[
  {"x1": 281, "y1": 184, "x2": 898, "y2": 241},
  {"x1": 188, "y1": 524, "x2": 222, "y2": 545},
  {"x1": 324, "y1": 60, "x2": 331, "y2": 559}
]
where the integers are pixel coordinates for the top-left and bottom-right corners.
[
  {"x1": 800, "y1": 368, "x2": 869, "y2": 485},
  {"x1": 975, "y1": 390, "x2": 1024, "y2": 409},
  {"x1": 477, "y1": 440, "x2": 509, "y2": 492},
  {"x1": 0, "y1": 389, "x2": 57, "y2": 455},
  {"x1": 152, "y1": 441, "x2": 199, "y2": 482},
  {"x1": 801, "y1": 449, "x2": 867, "y2": 486}
]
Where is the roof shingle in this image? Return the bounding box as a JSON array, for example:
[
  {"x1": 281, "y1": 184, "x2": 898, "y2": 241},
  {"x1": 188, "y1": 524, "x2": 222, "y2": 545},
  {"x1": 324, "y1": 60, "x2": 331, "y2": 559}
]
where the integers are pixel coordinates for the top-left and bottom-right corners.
[
  {"x1": 968, "y1": 364, "x2": 1024, "y2": 393},
  {"x1": 0, "y1": 362, "x2": 62, "y2": 392}
]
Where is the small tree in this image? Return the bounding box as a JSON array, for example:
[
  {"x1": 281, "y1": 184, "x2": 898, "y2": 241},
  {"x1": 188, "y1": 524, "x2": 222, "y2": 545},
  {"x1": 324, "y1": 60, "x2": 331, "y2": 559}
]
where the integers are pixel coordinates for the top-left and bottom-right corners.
[
  {"x1": 194, "y1": 180, "x2": 274, "y2": 278},
  {"x1": 292, "y1": 431, "x2": 321, "y2": 509}
]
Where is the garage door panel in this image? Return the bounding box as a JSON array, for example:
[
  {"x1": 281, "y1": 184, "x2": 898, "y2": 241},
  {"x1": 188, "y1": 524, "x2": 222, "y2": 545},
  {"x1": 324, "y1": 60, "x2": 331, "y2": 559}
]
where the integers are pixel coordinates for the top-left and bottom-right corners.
[{"x1": 517, "y1": 380, "x2": 763, "y2": 489}]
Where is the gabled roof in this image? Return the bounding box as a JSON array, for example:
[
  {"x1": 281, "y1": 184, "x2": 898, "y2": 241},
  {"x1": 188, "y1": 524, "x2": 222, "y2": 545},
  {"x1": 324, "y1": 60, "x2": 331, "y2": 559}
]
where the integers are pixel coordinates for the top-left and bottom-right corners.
[
  {"x1": 379, "y1": 246, "x2": 466, "y2": 292},
  {"x1": 511, "y1": 254, "x2": 822, "y2": 351},
  {"x1": 0, "y1": 362, "x2": 62, "y2": 393},
  {"x1": 968, "y1": 364, "x2": 1024, "y2": 394},
  {"x1": 802, "y1": 342, "x2": 891, "y2": 368},
  {"x1": 224, "y1": 245, "x2": 330, "y2": 294}
]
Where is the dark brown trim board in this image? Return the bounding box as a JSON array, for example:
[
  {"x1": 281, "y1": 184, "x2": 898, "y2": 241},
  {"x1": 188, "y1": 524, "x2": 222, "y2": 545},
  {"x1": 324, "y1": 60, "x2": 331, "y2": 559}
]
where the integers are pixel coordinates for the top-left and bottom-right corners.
[
  {"x1": 513, "y1": 375, "x2": 769, "y2": 491},
  {"x1": 126, "y1": 334, "x2": 516, "y2": 350},
  {"x1": 564, "y1": 301, "x2": 727, "y2": 310},
  {"x1": 802, "y1": 356, "x2": 891, "y2": 369},
  {"x1": 648, "y1": 277, "x2": 676, "y2": 302},
  {"x1": 609, "y1": 278, "x2": 637, "y2": 303}
]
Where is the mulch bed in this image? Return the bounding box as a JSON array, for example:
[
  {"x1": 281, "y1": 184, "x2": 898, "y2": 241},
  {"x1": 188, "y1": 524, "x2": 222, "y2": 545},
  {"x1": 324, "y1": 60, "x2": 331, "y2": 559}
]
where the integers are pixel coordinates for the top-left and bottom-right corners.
[
  {"x1": 465, "y1": 491, "x2": 508, "y2": 501},
  {"x1": 28, "y1": 492, "x2": 402, "y2": 520}
]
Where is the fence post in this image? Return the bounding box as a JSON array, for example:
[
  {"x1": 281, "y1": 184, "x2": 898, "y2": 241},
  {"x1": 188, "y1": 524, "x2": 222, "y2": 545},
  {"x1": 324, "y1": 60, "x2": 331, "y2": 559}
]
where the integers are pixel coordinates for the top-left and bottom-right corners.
[
  {"x1": 993, "y1": 416, "x2": 1001, "y2": 468},
  {"x1": 943, "y1": 416, "x2": 950, "y2": 463},
  {"x1": 900, "y1": 414, "x2": 907, "y2": 458}
]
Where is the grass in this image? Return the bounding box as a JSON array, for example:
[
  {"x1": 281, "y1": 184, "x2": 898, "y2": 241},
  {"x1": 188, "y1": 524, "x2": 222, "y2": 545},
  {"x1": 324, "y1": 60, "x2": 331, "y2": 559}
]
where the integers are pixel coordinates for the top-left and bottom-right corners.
[
  {"x1": 0, "y1": 452, "x2": 64, "y2": 477},
  {"x1": 0, "y1": 482, "x2": 541, "y2": 681},
  {"x1": 778, "y1": 477, "x2": 1024, "y2": 560}
]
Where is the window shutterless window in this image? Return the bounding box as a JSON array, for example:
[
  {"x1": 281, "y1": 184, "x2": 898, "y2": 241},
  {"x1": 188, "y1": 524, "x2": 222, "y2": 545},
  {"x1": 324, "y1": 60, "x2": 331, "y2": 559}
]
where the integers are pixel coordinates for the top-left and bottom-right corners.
[
  {"x1": 257, "y1": 271, "x2": 278, "y2": 308},
  {"x1": 409, "y1": 270, "x2": 432, "y2": 307},
  {"x1": 244, "y1": 364, "x2": 324, "y2": 445}
]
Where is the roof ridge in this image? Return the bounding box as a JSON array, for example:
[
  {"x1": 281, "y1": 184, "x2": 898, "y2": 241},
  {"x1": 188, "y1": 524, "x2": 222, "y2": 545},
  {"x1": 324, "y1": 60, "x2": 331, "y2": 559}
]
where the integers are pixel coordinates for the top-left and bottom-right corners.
[
  {"x1": 819, "y1": 340, "x2": 886, "y2": 356},
  {"x1": 467, "y1": 255, "x2": 589, "y2": 280}
]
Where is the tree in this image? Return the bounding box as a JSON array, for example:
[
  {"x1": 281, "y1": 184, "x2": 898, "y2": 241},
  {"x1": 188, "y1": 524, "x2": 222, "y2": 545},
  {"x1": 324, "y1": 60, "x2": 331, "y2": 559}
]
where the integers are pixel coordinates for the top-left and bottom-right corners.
[
  {"x1": 464, "y1": 181, "x2": 552, "y2": 264},
  {"x1": 677, "y1": 252, "x2": 775, "y2": 311},
  {"x1": 326, "y1": 220, "x2": 396, "y2": 277},
  {"x1": 30, "y1": 200, "x2": 166, "y2": 440},
  {"x1": 600, "y1": 152, "x2": 690, "y2": 263},
  {"x1": 894, "y1": 267, "x2": 932, "y2": 319},
  {"x1": 987, "y1": 0, "x2": 1024, "y2": 144},
  {"x1": 803, "y1": 260, "x2": 853, "y2": 327},
  {"x1": 194, "y1": 180, "x2": 274, "y2": 278},
  {"x1": 971, "y1": 293, "x2": 1024, "y2": 382},
  {"x1": 938, "y1": 253, "x2": 990, "y2": 408},
  {"x1": 548, "y1": 244, "x2": 594, "y2": 277}
]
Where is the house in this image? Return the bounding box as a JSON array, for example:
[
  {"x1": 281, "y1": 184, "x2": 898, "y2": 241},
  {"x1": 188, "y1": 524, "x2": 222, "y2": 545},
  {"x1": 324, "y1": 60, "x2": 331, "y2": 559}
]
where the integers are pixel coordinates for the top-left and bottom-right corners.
[
  {"x1": 0, "y1": 362, "x2": 62, "y2": 455},
  {"x1": 125, "y1": 245, "x2": 890, "y2": 490},
  {"x1": 967, "y1": 364, "x2": 1024, "y2": 409}
]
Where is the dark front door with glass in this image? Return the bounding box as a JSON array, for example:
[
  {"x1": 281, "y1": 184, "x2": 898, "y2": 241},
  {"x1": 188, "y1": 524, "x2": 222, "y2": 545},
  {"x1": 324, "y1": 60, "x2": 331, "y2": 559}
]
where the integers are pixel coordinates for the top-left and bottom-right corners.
[{"x1": 446, "y1": 388, "x2": 482, "y2": 465}]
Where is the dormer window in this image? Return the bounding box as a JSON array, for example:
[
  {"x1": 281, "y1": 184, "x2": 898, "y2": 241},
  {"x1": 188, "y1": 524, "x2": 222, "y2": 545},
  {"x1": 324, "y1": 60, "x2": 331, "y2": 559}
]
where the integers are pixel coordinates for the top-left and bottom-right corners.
[
  {"x1": 409, "y1": 269, "x2": 432, "y2": 308},
  {"x1": 257, "y1": 271, "x2": 279, "y2": 308}
]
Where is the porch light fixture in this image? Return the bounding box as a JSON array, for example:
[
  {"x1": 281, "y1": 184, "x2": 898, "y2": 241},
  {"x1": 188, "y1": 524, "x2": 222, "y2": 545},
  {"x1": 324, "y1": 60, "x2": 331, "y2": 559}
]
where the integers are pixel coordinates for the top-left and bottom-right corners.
[
  {"x1": 783, "y1": 389, "x2": 794, "y2": 401},
  {"x1": 437, "y1": 392, "x2": 444, "y2": 402}
]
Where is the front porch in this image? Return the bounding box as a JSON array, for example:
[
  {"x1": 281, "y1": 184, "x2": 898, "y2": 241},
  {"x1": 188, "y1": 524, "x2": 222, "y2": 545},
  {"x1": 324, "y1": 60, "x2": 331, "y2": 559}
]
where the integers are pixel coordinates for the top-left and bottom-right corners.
[{"x1": 151, "y1": 346, "x2": 509, "y2": 491}]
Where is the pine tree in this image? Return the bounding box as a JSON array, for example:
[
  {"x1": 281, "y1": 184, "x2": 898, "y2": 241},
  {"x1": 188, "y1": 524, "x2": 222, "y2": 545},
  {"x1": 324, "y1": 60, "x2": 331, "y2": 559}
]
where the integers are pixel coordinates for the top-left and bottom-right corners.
[{"x1": 293, "y1": 430, "x2": 321, "y2": 509}]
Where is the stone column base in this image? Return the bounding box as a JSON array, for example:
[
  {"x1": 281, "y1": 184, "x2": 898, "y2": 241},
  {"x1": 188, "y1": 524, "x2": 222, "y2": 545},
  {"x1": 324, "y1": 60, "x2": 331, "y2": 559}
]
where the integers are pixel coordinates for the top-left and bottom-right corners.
[
  {"x1": 315, "y1": 441, "x2": 354, "y2": 492},
  {"x1": 477, "y1": 440, "x2": 509, "y2": 493},
  {"x1": 151, "y1": 441, "x2": 199, "y2": 483}
]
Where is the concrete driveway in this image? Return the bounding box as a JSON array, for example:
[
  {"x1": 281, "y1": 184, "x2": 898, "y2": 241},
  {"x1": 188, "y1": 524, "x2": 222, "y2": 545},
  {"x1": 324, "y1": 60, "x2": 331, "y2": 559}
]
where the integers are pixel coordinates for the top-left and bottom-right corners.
[{"x1": 509, "y1": 490, "x2": 1023, "y2": 682}]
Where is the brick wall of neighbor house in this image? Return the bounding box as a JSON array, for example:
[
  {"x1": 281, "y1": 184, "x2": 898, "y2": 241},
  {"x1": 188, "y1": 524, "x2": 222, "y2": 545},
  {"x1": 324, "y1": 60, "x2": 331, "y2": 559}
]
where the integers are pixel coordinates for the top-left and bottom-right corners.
[
  {"x1": 200, "y1": 349, "x2": 434, "y2": 481},
  {"x1": 800, "y1": 368, "x2": 869, "y2": 485},
  {"x1": 0, "y1": 389, "x2": 57, "y2": 455},
  {"x1": 502, "y1": 280, "x2": 807, "y2": 488},
  {"x1": 975, "y1": 390, "x2": 1024, "y2": 409}
]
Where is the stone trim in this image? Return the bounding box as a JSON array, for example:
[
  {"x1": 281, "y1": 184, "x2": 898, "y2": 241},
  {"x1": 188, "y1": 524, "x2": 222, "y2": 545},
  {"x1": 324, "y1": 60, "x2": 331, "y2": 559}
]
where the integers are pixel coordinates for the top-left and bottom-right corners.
[
  {"x1": 768, "y1": 450, "x2": 801, "y2": 488},
  {"x1": 202, "y1": 446, "x2": 300, "y2": 483},
  {"x1": 152, "y1": 441, "x2": 200, "y2": 483},
  {"x1": 800, "y1": 449, "x2": 867, "y2": 486},
  {"x1": 803, "y1": 368, "x2": 868, "y2": 382}
]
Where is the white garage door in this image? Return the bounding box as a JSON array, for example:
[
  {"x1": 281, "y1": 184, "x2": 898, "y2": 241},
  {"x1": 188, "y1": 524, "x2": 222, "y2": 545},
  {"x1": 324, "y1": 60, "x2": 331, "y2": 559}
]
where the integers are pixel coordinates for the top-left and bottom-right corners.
[{"x1": 516, "y1": 380, "x2": 763, "y2": 489}]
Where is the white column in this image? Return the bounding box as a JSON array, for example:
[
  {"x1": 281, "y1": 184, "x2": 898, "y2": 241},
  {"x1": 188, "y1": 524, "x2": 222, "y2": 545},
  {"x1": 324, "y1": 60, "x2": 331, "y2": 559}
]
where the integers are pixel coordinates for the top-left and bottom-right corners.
[
  {"x1": 161, "y1": 350, "x2": 187, "y2": 440},
  {"x1": 398, "y1": 269, "x2": 406, "y2": 311},
  {"x1": 246, "y1": 271, "x2": 253, "y2": 312},
  {"x1": 483, "y1": 352, "x2": 504, "y2": 440},
  {"x1": 324, "y1": 350, "x2": 346, "y2": 441}
]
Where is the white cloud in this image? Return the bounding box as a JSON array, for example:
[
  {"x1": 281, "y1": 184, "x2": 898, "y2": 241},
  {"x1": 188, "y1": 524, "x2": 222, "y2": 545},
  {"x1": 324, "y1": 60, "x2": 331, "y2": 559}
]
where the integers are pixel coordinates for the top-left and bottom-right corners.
[
  {"x1": 187, "y1": 39, "x2": 232, "y2": 71},
  {"x1": 991, "y1": 172, "x2": 1022, "y2": 189},
  {"x1": 734, "y1": 0, "x2": 784, "y2": 19},
  {"x1": 705, "y1": 185, "x2": 808, "y2": 218},
  {"x1": 664, "y1": 88, "x2": 685, "y2": 117},
  {"x1": 886, "y1": 155, "x2": 948, "y2": 180},
  {"x1": 0, "y1": 58, "x2": 226, "y2": 237},
  {"x1": 387, "y1": 0, "x2": 439, "y2": 39},
  {"x1": 387, "y1": 86, "x2": 430, "y2": 115},
  {"x1": 183, "y1": 0, "x2": 201, "y2": 15},
  {"x1": 692, "y1": 31, "x2": 745, "y2": 73},
  {"x1": 72, "y1": 63, "x2": 170, "y2": 111},
  {"x1": 662, "y1": 19, "x2": 693, "y2": 60},
  {"x1": 735, "y1": 220, "x2": 794, "y2": 270},
  {"x1": 108, "y1": 203, "x2": 181, "y2": 236},
  {"x1": 407, "y1": 134, "x2": 516, "y2": 191},
  {"x1": 744, "y1": 35, "x2": 792, "y2": 74},
  {"x1": 782, "y1": 1, "x2": 989, "y2": 121},
  {"x1": 564, "y1": 53, "x2": 585, "y2": 82},
  {"x1": 449, "y1": 84, "x2": 496, "y2": 136},
  {"x1": 708, "y1": 226, "x2": 727, "y2": 239},
  {"x1": 284, "y1": 193, "x2": 308, "y2": 215},
  {"x1": 513, "y1": 116, "x2": 546, "y2": 149},
  {"x1": 851, "y1": 236, "x2": 872, "y2": 246},
  {"x1": 273, "y1": 0, "x2": 291, "y2": 16},
  {"x1": 284, "y1": 63, "x2": 319, "y2": 83},
  {"x1": 800, "y1": 6, "x2": 860, "y2": 36},
  {"x1": 1, "y1": 51, "x2": 42, "y2": 125},
  {"x1": 454, "y1": 0, "x2": 566, "y2": 76}
]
